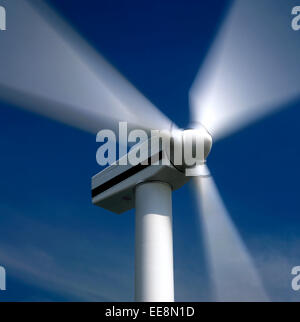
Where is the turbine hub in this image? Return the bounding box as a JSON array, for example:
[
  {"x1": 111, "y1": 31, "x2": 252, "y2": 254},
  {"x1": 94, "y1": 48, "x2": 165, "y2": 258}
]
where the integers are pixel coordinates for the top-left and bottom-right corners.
[{"x1": 167, "y1": 125, "x2": 212, "y2": 172}]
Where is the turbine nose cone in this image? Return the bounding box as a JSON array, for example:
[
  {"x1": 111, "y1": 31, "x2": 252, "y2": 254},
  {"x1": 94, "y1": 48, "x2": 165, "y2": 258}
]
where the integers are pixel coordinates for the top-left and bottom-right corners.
[
  {"x1": 168, "y1": 125, "x2": 213, "y2": 173},
  {"x1": 183, "y1": 126, "x2": 212, "y2": 161}
]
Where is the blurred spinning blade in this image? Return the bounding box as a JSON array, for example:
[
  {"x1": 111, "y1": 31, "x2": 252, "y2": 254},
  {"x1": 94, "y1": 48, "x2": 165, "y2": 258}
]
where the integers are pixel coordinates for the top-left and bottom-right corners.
[
  {"x1": 190, "y1": 0, "x2": 300, "y2": 140},
  {"x1": 0, "y1": 0, "x2": 173, "y2": 134},
  {"x1": 194, "y1": 166, "x2": 268, "y2": 301}
]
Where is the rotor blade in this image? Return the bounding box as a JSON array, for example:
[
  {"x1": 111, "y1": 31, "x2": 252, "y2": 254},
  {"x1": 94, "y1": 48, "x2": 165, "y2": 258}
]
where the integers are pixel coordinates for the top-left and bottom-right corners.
[
  {"x1": 190, "y1": 0, "x2": 300, "y2": 140},
  {"x1": 0, "y1": 0, "x2": 173, "y2": 134},
  {"x1": 194, "y1": 167, "x2": 268, "y2": 301}
]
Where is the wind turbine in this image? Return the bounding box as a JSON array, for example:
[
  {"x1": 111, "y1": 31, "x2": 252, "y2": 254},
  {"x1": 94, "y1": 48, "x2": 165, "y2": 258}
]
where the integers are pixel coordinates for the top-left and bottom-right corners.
[{"x1": 1, "y1": 0, "x2": 300, "y2": 302}]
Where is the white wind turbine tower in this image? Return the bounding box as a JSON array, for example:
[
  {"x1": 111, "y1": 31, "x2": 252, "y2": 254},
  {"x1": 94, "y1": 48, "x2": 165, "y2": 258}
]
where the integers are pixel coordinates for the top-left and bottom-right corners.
[{"x1": 1, "y1": 0, "x2": 300, "y2": 301}]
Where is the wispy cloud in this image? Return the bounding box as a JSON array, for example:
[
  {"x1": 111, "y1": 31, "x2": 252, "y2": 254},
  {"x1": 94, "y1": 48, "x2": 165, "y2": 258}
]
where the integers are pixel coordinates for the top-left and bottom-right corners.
[{"x1": 0, "y1": 208, "x2": 134, "y2": 301}]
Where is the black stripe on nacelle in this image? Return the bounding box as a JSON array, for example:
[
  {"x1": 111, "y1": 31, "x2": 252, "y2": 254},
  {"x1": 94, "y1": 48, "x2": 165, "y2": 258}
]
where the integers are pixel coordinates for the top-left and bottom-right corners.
[{"x1": 91, "y1": 151, "x2": 163, "y2": 198}]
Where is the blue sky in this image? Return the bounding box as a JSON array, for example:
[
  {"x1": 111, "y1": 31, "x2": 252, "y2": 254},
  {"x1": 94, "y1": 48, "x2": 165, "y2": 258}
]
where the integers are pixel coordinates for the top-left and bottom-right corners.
[{"x1": 0, "y1": 0, "x2": 300, "y2": 301}]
